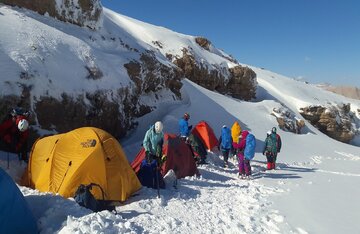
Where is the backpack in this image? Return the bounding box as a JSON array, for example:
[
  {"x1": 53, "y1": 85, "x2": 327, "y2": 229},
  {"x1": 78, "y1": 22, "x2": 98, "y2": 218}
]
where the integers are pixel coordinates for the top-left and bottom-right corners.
[
  {"x1": 221, "y1": 127, "x2": 232, "y2": 150},
  {"x1": 244, "y1": 133, "x2": 256, "y2": 160},
  {"x1": 74, "y1": 184, "x2": 99, "y2": 212},
  {"x1": 138, "y1": 159, "x2": 165, "y2": 189},
  {"x1": 11, "y1": 107, "x2": 30, "y2": 118},
  {"x1": 74, "y1": 183, "x2": 114, "y2": 212},
  {"x1": 265, "y1": 134, "x2": 278, "y2": 154}
]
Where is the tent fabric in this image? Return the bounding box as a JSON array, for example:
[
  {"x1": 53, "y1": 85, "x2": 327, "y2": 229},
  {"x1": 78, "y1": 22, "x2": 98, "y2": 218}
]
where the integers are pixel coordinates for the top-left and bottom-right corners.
[
  {"x1": 231, "y1": 121, "x2": 242, "y2": 144},
  {"x1": 0, "y1": 168, "x2": 37, "y2": 234},
  {"x1": 131, "y1": 133, "x2": 198, "y2": 179},
  {"x1": 191, "y1": 121, "x2": 219, "y2": 151},
  {"x1": 188, "y1": 133, "x2": 207, "y2": 159},
  {"x1": 26, "y1": 127, "x2": 141, "y2": 202}
]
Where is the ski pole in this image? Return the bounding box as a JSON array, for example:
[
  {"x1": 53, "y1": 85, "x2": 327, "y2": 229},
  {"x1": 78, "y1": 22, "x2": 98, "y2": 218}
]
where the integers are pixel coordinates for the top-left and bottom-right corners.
[
  {"x1": 7, "y1": 151, "x2": 9, "y2": 169},
  {"x1": 155, "y1": 163, "x2": 160, "y2": 198}
]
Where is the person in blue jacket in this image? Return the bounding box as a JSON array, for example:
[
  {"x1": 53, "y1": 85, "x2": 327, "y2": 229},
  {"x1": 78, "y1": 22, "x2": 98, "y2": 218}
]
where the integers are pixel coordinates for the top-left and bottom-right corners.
[
  {"x1": 179, "y1": 112, "x2": 192, "y2": 141},
  {"x1": 218, "y1": 125, "x2": 233, "y2": 167}
]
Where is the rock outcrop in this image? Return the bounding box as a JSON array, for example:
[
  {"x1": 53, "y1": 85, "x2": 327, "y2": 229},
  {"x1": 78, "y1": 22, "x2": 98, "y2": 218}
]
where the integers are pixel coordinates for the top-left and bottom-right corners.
[
  {"x1": 195, "y1": 37, "x2": 211, "y2": 51},
  {"x1": 271, "y1": 107, "x2": 305, "y2": 134},
  {"x1": 300, "y1": 103, "x2": 358, "y2": 143},
  {"x1": 173, "y1": 48, "x2": 257, "y2": 101},
  {"x1": 1, "y1": 0, "x2": 103, "y2": 29}
]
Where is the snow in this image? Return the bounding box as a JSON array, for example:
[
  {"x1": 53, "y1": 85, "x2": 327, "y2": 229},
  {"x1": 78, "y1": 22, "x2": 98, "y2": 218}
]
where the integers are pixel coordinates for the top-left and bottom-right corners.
[
  {"x1": 2, "y1": 77, "x2": 360, "y2": 233},
  {"x1": 1, "y1": 4, "x2": 360, "y2": 234}
]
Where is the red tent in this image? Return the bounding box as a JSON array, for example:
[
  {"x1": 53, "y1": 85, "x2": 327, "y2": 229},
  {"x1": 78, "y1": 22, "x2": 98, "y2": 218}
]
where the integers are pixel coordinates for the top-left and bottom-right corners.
[
  {"x1": 191, "y1": 121, "x2": 219, "y2": 151},
  {"x1": 131, "y1": 133, "x2": 199, "y2": 179}
]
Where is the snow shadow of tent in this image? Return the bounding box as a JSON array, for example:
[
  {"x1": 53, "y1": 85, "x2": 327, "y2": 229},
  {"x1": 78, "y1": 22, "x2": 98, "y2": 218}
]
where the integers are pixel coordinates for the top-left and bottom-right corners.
[
  {"x1": 0, "y1": 168, "x2": 38, "y2": 234},
  {"x1": 25, "y1": 193, "x2": 91, "y2": 232},
  {"x1": 24, "y1": 127, "x2": 141, "y2": 204},
  {"x1": 131, "y1": 133, "x2": 199, "y2": 181},
  {"x1": 191, "y1": 121, "x2": 219, "y2": 151}
]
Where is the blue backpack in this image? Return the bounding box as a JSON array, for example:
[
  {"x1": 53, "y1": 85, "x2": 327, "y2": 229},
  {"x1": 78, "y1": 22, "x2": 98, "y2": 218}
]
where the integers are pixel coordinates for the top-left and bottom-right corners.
[
  {"x1": 221, "y1": 127, "x2": 232, "y2": 150},
  {"x1": 138, "y1": 159, "x2": 165, "y2": 189},
  {"x1": 244, "y1": 133, "x2": 256, "y2": 160}
]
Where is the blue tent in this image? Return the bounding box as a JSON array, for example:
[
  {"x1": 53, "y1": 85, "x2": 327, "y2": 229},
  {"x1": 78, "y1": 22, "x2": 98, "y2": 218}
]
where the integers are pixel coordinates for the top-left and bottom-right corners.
[{"x1": 0, "y1": 168, "x2": 38, "y2": 234}]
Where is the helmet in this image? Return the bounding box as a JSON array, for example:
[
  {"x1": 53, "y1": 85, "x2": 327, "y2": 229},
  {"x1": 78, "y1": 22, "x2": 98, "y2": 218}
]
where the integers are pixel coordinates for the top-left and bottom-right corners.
[
  {"x1": 267, "y1": 131, "x2": 271, "y2": 136},
  {"x1": 154, "y1": 121, "x2": 163, "y2": 133},
  {"x1": 184, "y1": 113, "x2": 190, "y2": 120},
  {"x1": 17, "y1": 119, "x2": 29, "y2": 132},
  {"x1": 222, "y1": 125, "x2": 227, "y2": 128},
  {"x1": 271, "y1": 127, "x2": 277, "y2": 133}
]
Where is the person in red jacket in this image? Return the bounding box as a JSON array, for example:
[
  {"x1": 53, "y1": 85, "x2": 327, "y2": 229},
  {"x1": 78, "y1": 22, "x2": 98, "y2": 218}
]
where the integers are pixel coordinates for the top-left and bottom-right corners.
[{"x1": 0, "y1": 111, "x2": 30, "y2": 162}]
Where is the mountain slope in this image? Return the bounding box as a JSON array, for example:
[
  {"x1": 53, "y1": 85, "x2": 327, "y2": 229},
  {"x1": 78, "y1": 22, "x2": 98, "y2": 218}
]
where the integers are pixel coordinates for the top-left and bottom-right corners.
[
  {"x1": 0, "y1": 4, "x2": 256, "y2": 140},
  {"x1": 1, "y1": 3, "x2": 360, "y2": 234}
]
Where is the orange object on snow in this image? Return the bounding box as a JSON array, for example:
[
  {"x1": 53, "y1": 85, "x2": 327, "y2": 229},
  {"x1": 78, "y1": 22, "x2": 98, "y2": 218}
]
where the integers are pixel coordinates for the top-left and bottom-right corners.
[{"x1": 191, "y1": 121, "x2": 219, "y2": 151}]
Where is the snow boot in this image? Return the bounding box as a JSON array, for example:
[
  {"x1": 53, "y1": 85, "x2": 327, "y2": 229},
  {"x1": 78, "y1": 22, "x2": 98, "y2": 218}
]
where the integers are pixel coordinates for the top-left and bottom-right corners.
[
  {"x1": 272, "y1": 162, "x2": 276, "y2": 170},
  {"x1": 267, "y1": 162, "x2": 272, "y2": 170}
]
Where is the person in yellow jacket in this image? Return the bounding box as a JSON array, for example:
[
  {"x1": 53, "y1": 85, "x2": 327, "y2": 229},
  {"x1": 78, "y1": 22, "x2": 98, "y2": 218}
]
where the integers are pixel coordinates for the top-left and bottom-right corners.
[{"x1": 231, "y1": 121, "x2": 242, "y2": 156}]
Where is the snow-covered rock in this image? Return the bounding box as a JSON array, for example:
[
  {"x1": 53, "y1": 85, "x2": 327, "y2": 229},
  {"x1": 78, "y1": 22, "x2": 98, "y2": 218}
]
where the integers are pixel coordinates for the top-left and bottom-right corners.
[
  {"x1": 2, "y1": 0, "x2": 103, "y2": 29},
  {"x1": 300, "y1": 103, "x2": 360, "y2": 143},
  {"x1": 272, "y1": 106, "x2": 305, "y2": 134}
]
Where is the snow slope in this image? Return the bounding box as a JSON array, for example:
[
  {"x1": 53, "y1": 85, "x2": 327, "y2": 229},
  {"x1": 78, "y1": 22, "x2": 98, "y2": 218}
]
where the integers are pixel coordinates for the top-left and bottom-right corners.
[
  {"x1": 1, "y1": 4, "x2": 360, "y2": 234},
  {"x1": 2, "y1": 76, "x2": 360, "y2": 233}
]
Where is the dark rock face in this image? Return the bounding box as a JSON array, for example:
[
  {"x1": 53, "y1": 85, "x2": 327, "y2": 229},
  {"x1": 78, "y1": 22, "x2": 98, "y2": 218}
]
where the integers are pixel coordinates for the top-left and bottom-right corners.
[
  {"x1": 124, "y1": 52, "x2": 183, "y2": 99},
  {"x1": 1, "y1": 0, "x2": 102, "y2": 29},
  {"x1": 195, "y1": 37, "x2": 211, "y2": 51},
  {"x1": 227, "y1": 66, "x2": 257, "y2": 101},
  {"x1": 173, "y1": 48, "x2": 257, "y2": 101},
  {"x1": 300, "y1": 104, "x2": 356, "y2": 143},
  {"x1": 271, "y1": 107, "x2": 305, "y2": 134}
]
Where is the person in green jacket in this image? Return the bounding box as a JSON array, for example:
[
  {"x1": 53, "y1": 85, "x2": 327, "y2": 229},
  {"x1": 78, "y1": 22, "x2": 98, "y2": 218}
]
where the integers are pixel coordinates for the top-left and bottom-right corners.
[{"x1": 143, "y1": 121, "x2": 164, "y2": 163}]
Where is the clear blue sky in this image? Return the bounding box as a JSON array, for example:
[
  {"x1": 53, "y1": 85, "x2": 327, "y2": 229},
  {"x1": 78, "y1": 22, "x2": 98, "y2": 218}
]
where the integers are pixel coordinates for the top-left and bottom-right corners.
[{"x1": 102, "y1": 0, "x2": 360, "y2": 87}]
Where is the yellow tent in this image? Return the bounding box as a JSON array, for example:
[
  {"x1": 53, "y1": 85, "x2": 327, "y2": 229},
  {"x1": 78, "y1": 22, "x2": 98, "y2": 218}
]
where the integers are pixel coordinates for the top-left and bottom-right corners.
[
  {"x1": 231, "y1": 121, "x2": 242, "y2": 144},
  {"x1": 26, "y1": 127, "x2": 141, "y2": 202}
]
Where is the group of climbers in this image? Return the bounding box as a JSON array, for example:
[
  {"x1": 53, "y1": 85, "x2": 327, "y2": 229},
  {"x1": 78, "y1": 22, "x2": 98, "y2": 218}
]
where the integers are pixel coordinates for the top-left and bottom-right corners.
[
  {"x1": 218, "y1": 121, "x2": 282, "y2": 179},
  {"x1": 139, "y1": 111, "x2": 282, "y2": 185}
]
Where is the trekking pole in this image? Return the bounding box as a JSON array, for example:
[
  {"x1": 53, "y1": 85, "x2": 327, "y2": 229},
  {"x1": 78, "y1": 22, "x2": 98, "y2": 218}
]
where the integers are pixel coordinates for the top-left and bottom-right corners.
[
  {"x1": 7, "y1": 151, "x2": 9, "y2": 169},
  {"x1": 155, "y1": 163, "x2": 160, "y2": 198}
]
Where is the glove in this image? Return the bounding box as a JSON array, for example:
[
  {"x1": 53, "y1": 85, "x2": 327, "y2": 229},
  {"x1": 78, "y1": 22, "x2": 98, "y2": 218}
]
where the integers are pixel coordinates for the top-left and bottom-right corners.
[
  {"x1": 188, "y1": 125, "x2": 193, "y2": 130},
  {"x1": 161, "y1": 154, "x2": 167, "y2": 163},
  {"x1": 145, "y1": 151, "x2": 151, "y2": 162}
]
